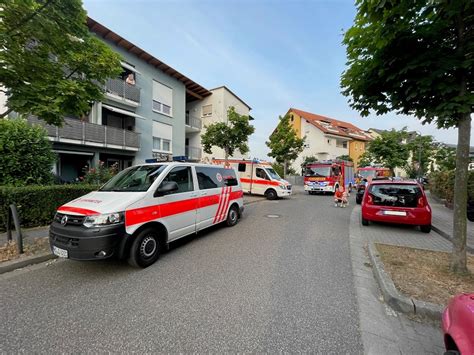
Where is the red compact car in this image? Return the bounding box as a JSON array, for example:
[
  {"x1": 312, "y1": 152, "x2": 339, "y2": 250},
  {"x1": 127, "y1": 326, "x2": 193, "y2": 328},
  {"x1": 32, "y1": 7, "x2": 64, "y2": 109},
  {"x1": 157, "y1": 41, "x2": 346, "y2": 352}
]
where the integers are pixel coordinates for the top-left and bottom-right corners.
[
  {"x1": 442, "y1": 293, "x2": 474, "y2": 355},
  {"x1": 361, "y1": 180, "x2": 432, "y2": 233}
]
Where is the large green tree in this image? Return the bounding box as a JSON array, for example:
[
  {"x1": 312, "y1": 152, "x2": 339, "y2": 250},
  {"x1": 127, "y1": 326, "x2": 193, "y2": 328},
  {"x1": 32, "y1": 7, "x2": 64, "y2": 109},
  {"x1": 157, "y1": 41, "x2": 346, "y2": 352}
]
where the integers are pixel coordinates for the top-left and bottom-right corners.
[
  {"x1": 0, "y1": 118, "x2": 56, "y2": 186},
  {"x1": 365, "y1": 129, "x2": 410, "y2": 175},
  {"x1": 266, "y1": 114, "x2": 305, "y2": 176},
  {"x1": 342, "y1": 1, "x2": 473, "y2": 272},
  {"x1": 0, "y1": 0, "x2": 122, "y2": 126},
  {"x1": 201, "y1": 107, "x2": 255, "y2": 164},
  {"x1": 434, "y1": 143, "x2": 457, "y2": 171}
]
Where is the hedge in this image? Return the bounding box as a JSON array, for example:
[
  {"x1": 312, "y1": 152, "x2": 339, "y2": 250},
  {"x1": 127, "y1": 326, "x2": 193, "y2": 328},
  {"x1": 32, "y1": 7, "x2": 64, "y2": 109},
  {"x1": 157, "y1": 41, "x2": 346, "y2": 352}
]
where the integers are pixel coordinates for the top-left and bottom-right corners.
[
  {"x1": 0, "y1": 184, "x2": 99, "y2": 231},
  {"x1": 429, "y1": 170, "x2": 474, "y2": 204}
]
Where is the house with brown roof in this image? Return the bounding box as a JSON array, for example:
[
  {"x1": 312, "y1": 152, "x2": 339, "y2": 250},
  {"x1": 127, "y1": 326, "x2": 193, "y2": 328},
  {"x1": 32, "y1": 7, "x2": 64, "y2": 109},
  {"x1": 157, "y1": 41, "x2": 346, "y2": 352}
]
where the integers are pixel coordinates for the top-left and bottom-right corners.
[{"x1": 285, "y1": 108, "x2": 372, "y2": 172}]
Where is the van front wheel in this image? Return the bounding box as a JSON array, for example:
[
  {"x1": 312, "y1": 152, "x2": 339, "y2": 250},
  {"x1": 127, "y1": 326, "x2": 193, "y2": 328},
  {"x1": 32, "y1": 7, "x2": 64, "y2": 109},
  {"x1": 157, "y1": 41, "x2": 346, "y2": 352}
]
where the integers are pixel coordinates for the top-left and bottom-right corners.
[
  {"x1": 265, "y1": 189, "x2": 277, "y2": 200},
  {"x1": 128, "y1": 228, "x2": 162, "y2": 268}
]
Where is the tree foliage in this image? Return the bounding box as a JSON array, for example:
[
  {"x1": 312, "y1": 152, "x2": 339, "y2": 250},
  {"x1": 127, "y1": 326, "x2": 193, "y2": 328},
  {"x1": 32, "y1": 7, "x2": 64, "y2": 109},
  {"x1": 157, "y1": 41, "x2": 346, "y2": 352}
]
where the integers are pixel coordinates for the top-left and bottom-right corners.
[
  {"x1": 201, "y1": 107, "x2": 255, "y2": 161},
  {"x1": 0, "y1": 118, "x2": 56, "y2": 186},
  {"x1": 0, "y1": 0, "x2": 122, "y2": 125},
  {"x1": 434, "y1": 144, "x2": 457, "y2": 171},
  {"x1": 342, "y1": 0, "x2": 474, "y2": 272},
  {"x1": 336, "y1": 154, "x2": 353, "y2": 162},
  {"x1": 266, "y1": 114, "x2": 305, "y2": 174},
  {"x1": 300, "y1": 155, "x2": 319, "y2": 169},
  {"x1": 365, "y1": 129, "x2": 410, "y2": 174},
  {"x1": 405, "y1": 135, "x2": 435, "y2": 178},
  {"x1": 357, "y1": 151, "x2": 374, "y2": 168}
]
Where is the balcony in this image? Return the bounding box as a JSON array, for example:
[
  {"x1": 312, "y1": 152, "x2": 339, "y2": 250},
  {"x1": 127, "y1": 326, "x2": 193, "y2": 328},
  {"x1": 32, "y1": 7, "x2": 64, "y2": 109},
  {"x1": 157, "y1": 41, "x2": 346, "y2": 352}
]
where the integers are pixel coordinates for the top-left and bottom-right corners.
[
  {"x1": 104, "y1": 78, "x2": 140, "y2": 107},
  {"x1": 185, "y1": 113, "x2": 202, "y2": 132},
  {"x1": 28, "y1": 116, "x2": 140, "y2": 151},
  {"x1": 185, "y1": 145, "x2": 202, "y2": 161}
]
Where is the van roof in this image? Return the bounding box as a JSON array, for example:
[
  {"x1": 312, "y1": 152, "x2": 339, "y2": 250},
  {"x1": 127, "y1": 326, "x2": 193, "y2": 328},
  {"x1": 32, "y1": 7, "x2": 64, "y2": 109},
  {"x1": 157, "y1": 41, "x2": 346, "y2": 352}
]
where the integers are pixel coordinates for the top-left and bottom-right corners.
[{"x1": 137, "y1": 162, "x2": 230, "y2": 168}]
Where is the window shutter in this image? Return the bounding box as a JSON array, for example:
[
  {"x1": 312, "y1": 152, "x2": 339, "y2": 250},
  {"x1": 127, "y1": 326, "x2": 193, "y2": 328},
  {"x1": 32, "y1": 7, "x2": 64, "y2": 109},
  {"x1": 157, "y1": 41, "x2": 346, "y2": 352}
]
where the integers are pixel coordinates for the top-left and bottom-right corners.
[{"x1": 202, "y1": 104, "x2": 212, "y2": 117}]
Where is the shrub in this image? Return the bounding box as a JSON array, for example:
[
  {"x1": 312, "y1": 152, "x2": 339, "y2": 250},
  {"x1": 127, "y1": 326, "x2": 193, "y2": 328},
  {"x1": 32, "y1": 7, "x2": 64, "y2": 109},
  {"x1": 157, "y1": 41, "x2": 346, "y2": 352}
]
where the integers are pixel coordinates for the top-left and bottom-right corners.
[
  {"x1": 0, "y1": 185, "x2": 99, "y2": 231},
  {"x1": 0, "y1": 118, "x2": 56, "y2": 186},
  {"x1": 81, "y1": 161, "x2": 118, "y2": 185},
  {"x1": 429, "y1": 170, "x2": 474, "y2": 204}
]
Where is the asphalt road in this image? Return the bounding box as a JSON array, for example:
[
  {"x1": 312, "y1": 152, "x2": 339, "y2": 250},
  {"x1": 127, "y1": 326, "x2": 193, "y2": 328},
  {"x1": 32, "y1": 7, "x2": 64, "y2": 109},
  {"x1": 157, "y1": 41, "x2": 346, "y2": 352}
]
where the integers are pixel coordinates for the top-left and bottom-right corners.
[{"x1": 0, "y1": 192, "x2": 363, "y2": 353}]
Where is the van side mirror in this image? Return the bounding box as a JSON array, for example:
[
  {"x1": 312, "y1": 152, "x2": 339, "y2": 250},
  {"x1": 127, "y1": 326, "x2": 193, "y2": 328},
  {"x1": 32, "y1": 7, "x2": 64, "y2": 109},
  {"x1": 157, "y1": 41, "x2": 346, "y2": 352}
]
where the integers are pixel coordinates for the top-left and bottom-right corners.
[
  {"x1": 154, "y1": 181, "x2": 179, "y2": 197},
  {"x1": 225, "y1": 178, "x2": 238, "y2": 186}
]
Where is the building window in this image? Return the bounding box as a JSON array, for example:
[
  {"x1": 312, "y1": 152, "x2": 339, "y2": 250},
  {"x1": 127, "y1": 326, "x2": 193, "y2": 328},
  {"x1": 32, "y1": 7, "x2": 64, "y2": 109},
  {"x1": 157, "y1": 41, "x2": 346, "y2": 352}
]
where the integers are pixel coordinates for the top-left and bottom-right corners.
[
  {"x1": 290, "y1": 115, "x2": 294, "y2": 122},
  {"x1": 152, "y1": 121, "x2": 173, "y2": 153},
  {"x1": 327, "y1": 139, "x2": 331, "y2": 145},
  {"x1": 152, "y1": 80, "x2": 173, "y2": 116},
  {"x1": 202, "y1": 104, "x2": 212, "y2": 117},
  {"x1": 336, "y1": 140, "x2": 348, "y2": 149}
]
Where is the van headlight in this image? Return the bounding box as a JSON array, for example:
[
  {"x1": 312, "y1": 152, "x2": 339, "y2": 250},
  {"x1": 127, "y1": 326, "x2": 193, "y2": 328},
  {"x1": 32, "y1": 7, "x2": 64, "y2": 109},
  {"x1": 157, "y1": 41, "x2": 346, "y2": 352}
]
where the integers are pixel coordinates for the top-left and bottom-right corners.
[
  {"x1": 279, "y1": 184, "x2": 286, "y2": 189},
  {"x1": 83, "y1": 212, "x2": 124, "y2": 228}
]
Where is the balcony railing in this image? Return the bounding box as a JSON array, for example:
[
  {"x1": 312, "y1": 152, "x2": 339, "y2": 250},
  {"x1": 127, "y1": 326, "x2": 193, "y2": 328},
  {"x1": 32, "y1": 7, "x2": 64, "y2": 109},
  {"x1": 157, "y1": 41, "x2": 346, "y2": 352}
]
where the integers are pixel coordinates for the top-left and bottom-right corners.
[
  {"x1": 28, "y1": 116, "x2": 140, "y2": 150},
  {"x1": 185, "y1": 113, "x2": 202, "y2": 130},
  {"x1": 185, "y1": 146, "x2": 202, "y2": 160},
  {"x1": 105, "y1": 78, "x2": 140, "y2": 104}
]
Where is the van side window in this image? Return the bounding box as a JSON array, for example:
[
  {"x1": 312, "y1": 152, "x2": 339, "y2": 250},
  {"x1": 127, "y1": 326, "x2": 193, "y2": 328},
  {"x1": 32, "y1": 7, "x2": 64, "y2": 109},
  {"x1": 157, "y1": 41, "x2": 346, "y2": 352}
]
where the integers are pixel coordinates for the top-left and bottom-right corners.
[
  {"x1": 160, "y1": 166, "x2": 194, "y2": 194},
  {"x1": 238, "y1": 163, "x2": 246, "y2": 172},
  {"x1": 222, "y1": 168, "x2": 238, "y2": 186},
  {"x1": 256, "y1": 168, "x2": 269, "y2": 180},
  {"x1": 196, "y1": 167, "x2": 224, "y2": 190}
]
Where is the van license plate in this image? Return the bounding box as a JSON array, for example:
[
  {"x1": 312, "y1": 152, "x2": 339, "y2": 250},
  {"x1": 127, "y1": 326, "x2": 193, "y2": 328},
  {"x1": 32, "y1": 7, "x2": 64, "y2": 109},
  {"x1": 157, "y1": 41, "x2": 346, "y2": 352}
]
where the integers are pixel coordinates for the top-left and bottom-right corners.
[
  {"x1": 53, "y1": 246, "x2": 68, "y2": 258},
  {"x1": 383, "y1": 211, "x2": 406, "y2": 216}
]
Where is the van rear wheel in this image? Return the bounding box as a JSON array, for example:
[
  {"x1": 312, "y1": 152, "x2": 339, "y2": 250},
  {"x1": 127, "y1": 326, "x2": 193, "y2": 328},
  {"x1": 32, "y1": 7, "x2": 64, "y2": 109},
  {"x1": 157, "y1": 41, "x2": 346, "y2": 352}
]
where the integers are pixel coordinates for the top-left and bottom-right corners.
[
  {"x1": 128, "y1": 227, "x2": 162, "y2": 268},
  {"x1": 226, "y1": 205, "x2": 239, "y2": 227},
  {"x1": 265, "y1": 189, "x2": 277, "y2": 200}
]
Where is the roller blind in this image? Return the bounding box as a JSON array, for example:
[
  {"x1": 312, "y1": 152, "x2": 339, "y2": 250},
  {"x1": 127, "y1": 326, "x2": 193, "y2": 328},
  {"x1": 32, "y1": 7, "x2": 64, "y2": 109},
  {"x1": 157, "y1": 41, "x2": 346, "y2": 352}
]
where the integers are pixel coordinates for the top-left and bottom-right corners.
[
  {"x1": 153, "y1": 121, "x2": 172, "y2": 140},
  {"x1": 152, "y1": 81, "x2": 172, "y2": 107}
]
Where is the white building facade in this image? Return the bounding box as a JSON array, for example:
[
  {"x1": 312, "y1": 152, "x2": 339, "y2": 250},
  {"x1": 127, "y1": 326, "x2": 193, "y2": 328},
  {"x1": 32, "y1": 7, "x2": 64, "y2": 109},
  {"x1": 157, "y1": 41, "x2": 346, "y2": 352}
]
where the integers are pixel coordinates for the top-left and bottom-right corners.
[{"x1": 185, "y1": 86, "x2": 252, "y2": 161}]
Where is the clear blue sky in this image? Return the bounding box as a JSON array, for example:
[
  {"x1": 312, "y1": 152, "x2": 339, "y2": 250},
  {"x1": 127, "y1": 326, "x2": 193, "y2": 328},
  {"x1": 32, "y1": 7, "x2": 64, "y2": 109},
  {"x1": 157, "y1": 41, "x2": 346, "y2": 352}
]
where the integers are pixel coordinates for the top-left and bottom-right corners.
[{"x1": 84, "y1": 0, "x2": 465, "y2": 159}]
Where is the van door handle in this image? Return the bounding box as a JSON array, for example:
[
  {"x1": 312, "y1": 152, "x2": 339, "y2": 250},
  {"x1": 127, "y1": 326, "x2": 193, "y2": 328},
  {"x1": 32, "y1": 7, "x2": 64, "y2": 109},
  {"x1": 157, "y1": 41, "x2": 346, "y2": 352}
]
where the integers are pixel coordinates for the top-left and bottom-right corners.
[
  {"x1": 191, "y1": 193, "x2": 198, "y2": 197},
  {"x1": 201, "y1": 192, "x2": 208, "y2": 196}
]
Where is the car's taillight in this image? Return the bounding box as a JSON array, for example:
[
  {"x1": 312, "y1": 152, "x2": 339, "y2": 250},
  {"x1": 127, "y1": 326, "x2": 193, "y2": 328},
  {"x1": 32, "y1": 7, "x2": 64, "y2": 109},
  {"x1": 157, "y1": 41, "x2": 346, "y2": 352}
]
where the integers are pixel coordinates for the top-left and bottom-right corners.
[
  {"x1": 418, "y1": 197, "x2": 424, "y2": 207},
  {"x1": 366, "y1": 194, "x2": 373, "y2": 204}
]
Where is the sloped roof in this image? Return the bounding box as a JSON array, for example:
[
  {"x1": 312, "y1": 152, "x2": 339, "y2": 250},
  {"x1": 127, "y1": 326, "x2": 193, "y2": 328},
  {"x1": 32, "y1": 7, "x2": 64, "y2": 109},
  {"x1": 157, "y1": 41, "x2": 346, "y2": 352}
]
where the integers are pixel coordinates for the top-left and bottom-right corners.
[
  {"x1": 289, "y1": 108, "x2": 372, "y2": 141},
  {"x1": 87, "y1": 17, "x2": 211, "y2": 101}
]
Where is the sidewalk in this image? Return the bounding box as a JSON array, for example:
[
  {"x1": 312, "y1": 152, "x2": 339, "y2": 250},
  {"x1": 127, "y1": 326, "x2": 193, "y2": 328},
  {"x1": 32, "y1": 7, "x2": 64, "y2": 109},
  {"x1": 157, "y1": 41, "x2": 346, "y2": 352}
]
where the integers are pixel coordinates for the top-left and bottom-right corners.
[{"x1": 426, "y1": 191, "x2": 474, "y2": 252}]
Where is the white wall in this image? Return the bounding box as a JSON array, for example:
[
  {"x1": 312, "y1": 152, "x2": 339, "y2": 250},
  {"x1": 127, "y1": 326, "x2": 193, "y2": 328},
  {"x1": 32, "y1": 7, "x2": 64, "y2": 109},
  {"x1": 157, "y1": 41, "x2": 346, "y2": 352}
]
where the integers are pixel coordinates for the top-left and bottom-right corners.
[{"x1": 291, "y1": 119, "x2": 350, "y2": 173}]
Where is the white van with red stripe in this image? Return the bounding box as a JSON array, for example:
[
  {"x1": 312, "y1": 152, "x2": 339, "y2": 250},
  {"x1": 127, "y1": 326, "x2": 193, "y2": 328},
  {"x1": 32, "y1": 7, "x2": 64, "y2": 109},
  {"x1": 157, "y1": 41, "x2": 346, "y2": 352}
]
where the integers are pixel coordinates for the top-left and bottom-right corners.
[
  {"x1": 213, "y1": 159, "x2": 292, "y2": 200},
  {"x1": 49, "y1": 163, "x2": 244, "y2": 268}
]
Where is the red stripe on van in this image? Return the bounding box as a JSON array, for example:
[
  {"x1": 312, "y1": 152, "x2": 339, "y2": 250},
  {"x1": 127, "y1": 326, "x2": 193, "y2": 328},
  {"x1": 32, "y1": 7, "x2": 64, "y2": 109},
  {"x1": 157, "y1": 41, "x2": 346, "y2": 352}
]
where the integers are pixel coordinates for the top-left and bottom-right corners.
[
  {"x1": 240, "y1": 178, "x2": 280, "y2": 186},
  {"x1": 125, "y1": 190, "x2": 244, "y2": 227},
  {"x1": 57, "y1": 206, "x2": 99, "y2": 216},
  {"x1": 213, "y1": 187, "x2": 226, "y2": 224}
]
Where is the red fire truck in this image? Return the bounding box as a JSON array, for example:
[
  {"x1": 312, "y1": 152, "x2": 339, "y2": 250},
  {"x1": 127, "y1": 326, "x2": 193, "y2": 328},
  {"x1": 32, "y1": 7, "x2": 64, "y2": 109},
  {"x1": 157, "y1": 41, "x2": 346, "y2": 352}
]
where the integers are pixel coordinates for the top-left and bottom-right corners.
[
  {"x1": 304, "y1": 160, "x2": 354, "y2": 194},
  {"x1": 356, "y1": 166, "x2": 391, "y2": 180}
]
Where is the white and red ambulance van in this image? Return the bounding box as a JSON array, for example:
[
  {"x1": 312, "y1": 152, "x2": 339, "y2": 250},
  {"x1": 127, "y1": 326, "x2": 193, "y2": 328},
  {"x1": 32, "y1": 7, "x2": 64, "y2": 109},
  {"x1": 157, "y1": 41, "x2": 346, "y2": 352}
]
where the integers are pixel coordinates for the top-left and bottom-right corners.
[
  {"x1": 213, "y1": 159, "x2": 292, "y2": 200},
  {"x1": 49, "y1": 162, "x2": 244, "y2": 268}
]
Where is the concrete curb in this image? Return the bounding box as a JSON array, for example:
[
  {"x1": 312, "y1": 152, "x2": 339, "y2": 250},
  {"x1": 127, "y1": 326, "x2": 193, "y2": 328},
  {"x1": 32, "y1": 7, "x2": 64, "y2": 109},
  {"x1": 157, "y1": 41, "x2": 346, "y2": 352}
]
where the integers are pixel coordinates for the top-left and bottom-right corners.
[
  {"x1": 368, "y1": 242, "x2": 443, "y2": 321},
  {"x1": 431, "y1": 225, "x2": 474, "y2": 254},
  {"x1": 0, "y1": 252, "x2": 57, "y2": 275}
]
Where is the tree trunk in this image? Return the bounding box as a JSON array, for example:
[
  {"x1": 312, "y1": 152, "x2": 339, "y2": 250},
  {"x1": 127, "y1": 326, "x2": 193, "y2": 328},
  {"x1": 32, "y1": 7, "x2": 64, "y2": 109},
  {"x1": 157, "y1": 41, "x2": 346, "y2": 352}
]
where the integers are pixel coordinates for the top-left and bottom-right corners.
[
  {"x1": 283, "y1": 161, "x2": 287, "y2": 178},
  {"x1": 451, "y1": 112, "x2": 470, "y2": 273}
]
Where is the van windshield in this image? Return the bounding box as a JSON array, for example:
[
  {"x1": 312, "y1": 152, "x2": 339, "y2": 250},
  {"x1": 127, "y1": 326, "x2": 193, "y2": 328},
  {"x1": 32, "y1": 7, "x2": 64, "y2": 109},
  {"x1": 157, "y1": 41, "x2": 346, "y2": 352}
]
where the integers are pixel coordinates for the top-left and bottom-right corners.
[
  {"x1": 265, "y1": 168, "x2": 281, "y2": 180},
  {"x1": 100, "y1": 165, "x2": 166, "y2": 192}
]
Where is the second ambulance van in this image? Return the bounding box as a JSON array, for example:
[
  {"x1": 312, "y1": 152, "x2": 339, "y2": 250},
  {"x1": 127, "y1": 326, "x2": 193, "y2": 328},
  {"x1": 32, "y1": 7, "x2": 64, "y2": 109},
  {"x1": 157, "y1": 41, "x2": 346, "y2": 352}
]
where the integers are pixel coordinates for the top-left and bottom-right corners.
[{"x1": 49, "y1": 162, "x2": 244, "y2": 268}]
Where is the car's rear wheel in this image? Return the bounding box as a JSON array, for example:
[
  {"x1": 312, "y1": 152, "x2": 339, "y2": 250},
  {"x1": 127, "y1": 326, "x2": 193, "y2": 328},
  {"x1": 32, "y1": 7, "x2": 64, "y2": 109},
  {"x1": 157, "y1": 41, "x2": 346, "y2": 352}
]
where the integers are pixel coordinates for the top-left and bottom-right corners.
[
  {"x1": 265, "y1": 189, "x2": 277, "y2": 200},
  {"x1": 420, "y1": 224, "x2": 431, "y2": 233},
  {"x1": 226, "y1": 205, "x2": 239, "y2": 227},
  {"x1": 361, "y1": 217, "x2": 369, "y2": 226},
  {"x1": 128, "y1": 227, "x2": 162, "y2": 268}
]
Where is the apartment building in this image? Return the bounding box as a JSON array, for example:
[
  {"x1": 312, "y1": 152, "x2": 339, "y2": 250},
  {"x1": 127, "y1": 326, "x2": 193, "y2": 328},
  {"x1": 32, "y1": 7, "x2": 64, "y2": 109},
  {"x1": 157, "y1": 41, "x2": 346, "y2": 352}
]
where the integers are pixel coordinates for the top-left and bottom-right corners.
[
  {"x1": 186, "y1": 86, "x2": 252, "y2": 161},
  {"x1": 27, "y1": 17, "x2": 211, "y2": 182},
  {"x1": 286, "y1": 108, "x2": 372, "y2": 172}
]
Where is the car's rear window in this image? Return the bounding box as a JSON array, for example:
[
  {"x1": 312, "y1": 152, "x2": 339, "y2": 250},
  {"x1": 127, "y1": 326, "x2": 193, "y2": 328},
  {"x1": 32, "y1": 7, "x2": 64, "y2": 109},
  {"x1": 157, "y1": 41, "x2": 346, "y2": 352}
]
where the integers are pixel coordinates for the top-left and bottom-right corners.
[{"x1": 369, "y1": 184, "x2": 422, "y2": 207}]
